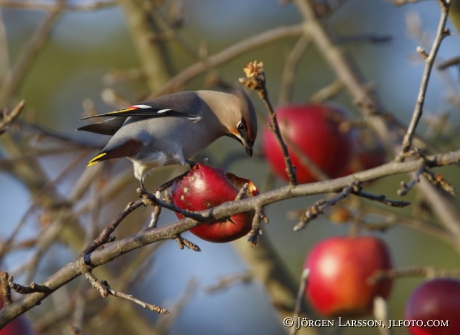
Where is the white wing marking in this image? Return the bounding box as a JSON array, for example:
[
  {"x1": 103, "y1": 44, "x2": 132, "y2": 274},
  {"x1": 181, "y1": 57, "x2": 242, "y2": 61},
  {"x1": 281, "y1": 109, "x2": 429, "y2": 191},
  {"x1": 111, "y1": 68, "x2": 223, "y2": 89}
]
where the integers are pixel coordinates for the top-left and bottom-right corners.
[{"x1": 133, "y1": 104, "x2": 153, "y2": 109}]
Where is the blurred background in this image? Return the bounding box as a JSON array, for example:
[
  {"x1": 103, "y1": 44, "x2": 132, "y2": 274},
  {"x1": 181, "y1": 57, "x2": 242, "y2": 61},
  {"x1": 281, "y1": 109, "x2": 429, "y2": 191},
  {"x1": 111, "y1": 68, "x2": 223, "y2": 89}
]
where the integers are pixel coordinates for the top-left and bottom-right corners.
[{"x1": 1, "y1": 0, "x2": 460, "y2": 334}]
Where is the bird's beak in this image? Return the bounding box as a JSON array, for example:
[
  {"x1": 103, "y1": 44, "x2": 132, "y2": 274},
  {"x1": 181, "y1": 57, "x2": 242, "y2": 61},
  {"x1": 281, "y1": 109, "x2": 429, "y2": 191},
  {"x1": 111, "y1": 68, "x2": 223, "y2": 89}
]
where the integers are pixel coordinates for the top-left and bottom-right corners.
[{"x1": 245, "y1": 142, "x2": 253, "y2": 157}]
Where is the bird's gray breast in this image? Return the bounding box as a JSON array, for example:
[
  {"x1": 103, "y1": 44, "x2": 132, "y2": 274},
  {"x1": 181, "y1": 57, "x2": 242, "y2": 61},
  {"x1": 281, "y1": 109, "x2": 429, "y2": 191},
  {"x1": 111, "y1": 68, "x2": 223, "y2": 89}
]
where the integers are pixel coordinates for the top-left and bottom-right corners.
[{"x1": 109, "y1": 116, "x2": 214, "y2": 166}]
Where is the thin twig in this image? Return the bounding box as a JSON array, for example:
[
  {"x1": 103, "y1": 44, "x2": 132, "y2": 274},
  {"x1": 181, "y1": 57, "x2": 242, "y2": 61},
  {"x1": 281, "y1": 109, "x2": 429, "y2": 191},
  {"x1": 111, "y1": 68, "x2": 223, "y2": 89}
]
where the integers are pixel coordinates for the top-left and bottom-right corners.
[
  {"x1": 156, "y1": 278, "x2": 198, "y2": 333},
  {"x1": 204, "y1": 272, "x2": 253, "y2": 294},
  {"x1": 1, "y1": 149, "x2": 460, "y2": 326},
  {"x1": 0, "y1": 2, "x2": 63, "y2": 105},
  {"x1": 150, "y1": 25, "x2": 304, "y2": 98},
  {"x1": 1, "y1": 272, "x2": 12, "y2": 305},
  {"x1": 174, "y1": 234, "x2": 201, "y2": 251},
  {"x1": 8, "y1": 279, "x2": 51, "y2": 294},
  {"x1": 246, "y1": 206, "x2": 268, "y2": 246},
  {"x1": 148, "y1": 195, "x2": 162, "y2": 228},
  {"x1": 281, "y1": 126, "x2": 330, "y2": 181},
  {"x1": 338, "y1": 34, "x2": 392, "y2": 44},
  {"x1": 0, "y1": 100, "x2": 25, "y2": 134},
  {"x1": 0, "y1": 0, "x2": 117, "y2": 11},
  {"x1": 294, "y1": 182, "x2": 357, "y2": 231},
  {"x1": 396, "y1": 0, "x2": 451, "y2": 159},
  {"x1": 78, "y1": 200, "x2": 143, "y2": 258},
  {"x1": 290, "y1": 268, "x2": 310, "y2": 335},
  {"x1": 106, "y1": 284, "x2": 169, "y2": 314},
  {"x1": 309, "y1": 79, "x2": 344, "y2": 103},
  {"x1": 294, "y1": 181, "x2": 411, "y2": 230},
  {"x1": 368, "y1": 266, "x2": 460, "y2": 284},
  {"x1": 83, "y1": 271, "x2": 109, "y2": 297},
  {"x1": 140, "y1": 190, "x2": 206, "y2": 221},
  {"x1": 240, "y1": 61, "x2": 298, "y2": 186},
  {"x1": 234, "y1": 183, "x2": 249, "y2": 201},
  {"x1": 398, "y1": 164, "x2": 425, "y2": 196},
  {"x1": 437, "y1": 56, "x2": 460, "y2": 70},
  {"x1": 422, "y1": 169, "x2": 457, "y2": 195},
  {"x1": 351, "y1": 188, "x2": 411, "y2": 207},
  {"x1": 278, "y1": 35, "x2": 311, "y2": 104}
]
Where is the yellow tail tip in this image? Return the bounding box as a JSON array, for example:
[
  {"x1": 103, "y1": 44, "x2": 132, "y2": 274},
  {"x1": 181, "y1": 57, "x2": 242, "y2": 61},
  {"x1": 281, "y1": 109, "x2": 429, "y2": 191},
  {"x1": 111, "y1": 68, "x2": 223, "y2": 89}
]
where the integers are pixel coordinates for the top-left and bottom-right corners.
[{"x1": 87, "y1": 153, "x2": 107, "y2": 167}]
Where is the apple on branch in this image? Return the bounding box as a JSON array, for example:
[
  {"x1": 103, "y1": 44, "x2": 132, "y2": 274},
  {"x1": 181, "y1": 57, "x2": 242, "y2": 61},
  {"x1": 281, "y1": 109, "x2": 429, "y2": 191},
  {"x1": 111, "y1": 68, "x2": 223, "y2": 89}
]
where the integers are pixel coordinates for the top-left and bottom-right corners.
[
  {"x1": 171, "y1": 164, "x2": 259, "y2": 243},
  {"x1": 305, "y1": 236, "x2": 393, "y2": 317},
  {"x1": 405, "y1": 278, "x2": 460, "y2": 335},
  {"x1": 262, "y1": 103, "x2": 353, "y2": 183}
]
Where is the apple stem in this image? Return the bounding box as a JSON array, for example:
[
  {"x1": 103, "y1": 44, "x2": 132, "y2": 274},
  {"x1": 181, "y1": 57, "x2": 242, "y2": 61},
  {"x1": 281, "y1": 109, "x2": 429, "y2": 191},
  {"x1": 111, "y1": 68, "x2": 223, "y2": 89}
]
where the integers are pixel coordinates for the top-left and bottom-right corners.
[{"x1": 239, "y1": 61, "x2": 299, "y2": 187}]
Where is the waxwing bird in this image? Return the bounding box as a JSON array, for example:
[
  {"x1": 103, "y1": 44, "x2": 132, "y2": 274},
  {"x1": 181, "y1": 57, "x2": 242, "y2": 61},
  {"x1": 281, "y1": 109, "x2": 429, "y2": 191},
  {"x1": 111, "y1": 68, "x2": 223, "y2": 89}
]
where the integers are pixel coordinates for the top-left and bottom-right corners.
[{"x1": 78, "y1": 89, "x2": 257, "y2": 190}]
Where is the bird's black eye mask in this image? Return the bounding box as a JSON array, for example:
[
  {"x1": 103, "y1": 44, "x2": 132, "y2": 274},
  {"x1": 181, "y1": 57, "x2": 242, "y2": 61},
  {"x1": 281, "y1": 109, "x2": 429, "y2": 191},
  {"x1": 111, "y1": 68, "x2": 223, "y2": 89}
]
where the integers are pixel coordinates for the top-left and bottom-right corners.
[{"x1": 237, "y1": 119, "x2": 248, "y2": 140}]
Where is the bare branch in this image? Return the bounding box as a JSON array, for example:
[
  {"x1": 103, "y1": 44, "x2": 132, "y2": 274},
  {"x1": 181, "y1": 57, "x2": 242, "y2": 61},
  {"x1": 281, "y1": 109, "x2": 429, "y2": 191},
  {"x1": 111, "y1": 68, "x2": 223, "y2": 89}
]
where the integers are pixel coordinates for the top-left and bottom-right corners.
[
  {"x1": 0, "y1": 101, "x2": 24, "y2": 135},
  {"x1": 396, "y1": 1, "x2": 452, "y2": 159},
  {"x1": 204, "y1": 272, "x2": 253, "y2": 294},
  {"x1": 240, "y1": 61, "x2": 298, "y2": 186},
  {"x1": 106, "y1": 284, "x2": 169, "y2": 314},
  {"x1": 290, "y1": 268, "x2": 309, "y2": 335},
  {"x1": 369, "y1": 266, "x2": 460, "y2": 284},
  {"x1": 278, "y1": 35, "x2": 311, "y2": 104},
  {"x1": 174, "y1": 234, "x2": 201, "y2": 251},
  {"x1": 9, "y1": 280, "x2": 51, "y2": 294},
  {"x1": 234, "y1": 183, "x2": 249, "y2": 201},
  {"x1": 1, "y1": 272, "x2": 12, "y2": 305},
  {"x1": 78, "y1": 201, "x2": 143, "y2": 258},
  {"x1": 1, "y1": 150, "x2": 460, "y2": 326},
  {"x1": 0, "y1": 3, "x2": 63, "y2": 105},
  {"x1": 438, "y1": 56, "x2": 460, "y2": 70},
  {"x1": 338, "y1": 34, "x2": 392, "y2": 44},
  {"x1": 150, "y1": 25, "x2": 304, "y2": 98},
  {"x1": 351, "y1": 188, "x2": 411, "y2": 207},
  {"x1": 247, "y1": 206, "x2": 268, "y2": 246},
  {"x1": 0, "y1": 0, "x2": 117, "y2": 11}
]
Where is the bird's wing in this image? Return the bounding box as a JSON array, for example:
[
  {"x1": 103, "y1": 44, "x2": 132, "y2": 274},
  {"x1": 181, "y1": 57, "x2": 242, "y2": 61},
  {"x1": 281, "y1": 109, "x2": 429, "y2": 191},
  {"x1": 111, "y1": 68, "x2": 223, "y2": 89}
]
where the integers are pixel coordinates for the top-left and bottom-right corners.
[
  {"x1": 76, "y1": 117, "x2": 125, "y2": 135},
  {"x1": 80, "y1": 104, "x2": 201, "y2": 122}
]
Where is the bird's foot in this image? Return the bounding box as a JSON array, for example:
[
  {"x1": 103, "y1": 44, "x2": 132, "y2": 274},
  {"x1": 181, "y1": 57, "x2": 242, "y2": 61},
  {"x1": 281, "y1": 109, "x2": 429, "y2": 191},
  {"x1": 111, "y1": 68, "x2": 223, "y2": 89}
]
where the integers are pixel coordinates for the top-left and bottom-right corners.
[{"x1": 137, "y1": 181, "x2": 150, "y2": 197}]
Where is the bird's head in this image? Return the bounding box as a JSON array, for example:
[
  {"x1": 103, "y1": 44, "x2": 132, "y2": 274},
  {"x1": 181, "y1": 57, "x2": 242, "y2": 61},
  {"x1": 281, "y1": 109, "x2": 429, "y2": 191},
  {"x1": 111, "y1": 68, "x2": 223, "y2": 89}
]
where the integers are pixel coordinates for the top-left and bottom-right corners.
[{"x1": 225, "y1": 87, "x2": 258, "y2": 157}]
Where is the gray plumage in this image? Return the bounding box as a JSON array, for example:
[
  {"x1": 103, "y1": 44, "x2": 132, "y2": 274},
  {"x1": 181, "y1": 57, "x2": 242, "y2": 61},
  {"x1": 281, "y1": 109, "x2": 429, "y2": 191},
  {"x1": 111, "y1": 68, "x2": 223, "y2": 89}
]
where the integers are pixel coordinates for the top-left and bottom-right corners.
[{"x1": 79, "y1": 89, "x2": 257, "y2": 189}]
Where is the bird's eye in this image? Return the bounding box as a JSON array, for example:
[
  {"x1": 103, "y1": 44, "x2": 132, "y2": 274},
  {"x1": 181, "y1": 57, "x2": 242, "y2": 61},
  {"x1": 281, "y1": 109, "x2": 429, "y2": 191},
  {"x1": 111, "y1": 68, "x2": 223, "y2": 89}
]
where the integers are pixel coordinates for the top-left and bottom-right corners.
[{"x1": 237, "y1": 121, "x2": 246, "y2": 131}]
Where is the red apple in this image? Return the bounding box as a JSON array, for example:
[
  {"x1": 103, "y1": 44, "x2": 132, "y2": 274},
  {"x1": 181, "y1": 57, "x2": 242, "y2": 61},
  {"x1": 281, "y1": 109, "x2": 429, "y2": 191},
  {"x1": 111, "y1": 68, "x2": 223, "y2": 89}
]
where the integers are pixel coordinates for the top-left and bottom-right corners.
[
  {"x1": 0, "y1": 295, "x2": 35, "y2": 335},
  {"x1": 405, "y1": 278, "x2": 460, "y2": 335},
  {"x1": 262, "y1": 104, "x2": 353, "y2": 183},
  {"x1": 340, "y1": 129, "x2": 386, "y2": 176},
  {"x1": 171, "y1": 164, "x2": 258, "y2": 243},
  {"x1": 305, "y1": 236, "x2": 393, "y2": 317}
]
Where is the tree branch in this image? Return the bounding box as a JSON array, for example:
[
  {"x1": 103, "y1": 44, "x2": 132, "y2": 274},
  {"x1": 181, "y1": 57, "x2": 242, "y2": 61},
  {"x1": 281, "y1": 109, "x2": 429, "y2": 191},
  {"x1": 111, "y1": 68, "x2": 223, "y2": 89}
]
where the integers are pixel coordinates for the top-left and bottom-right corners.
[
  {"x1": 396, "y1": 0, "x2": 451, "y2": 159},
  {"x1": 1, "y1": 149, "x2": 459, "y2": 327}
]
